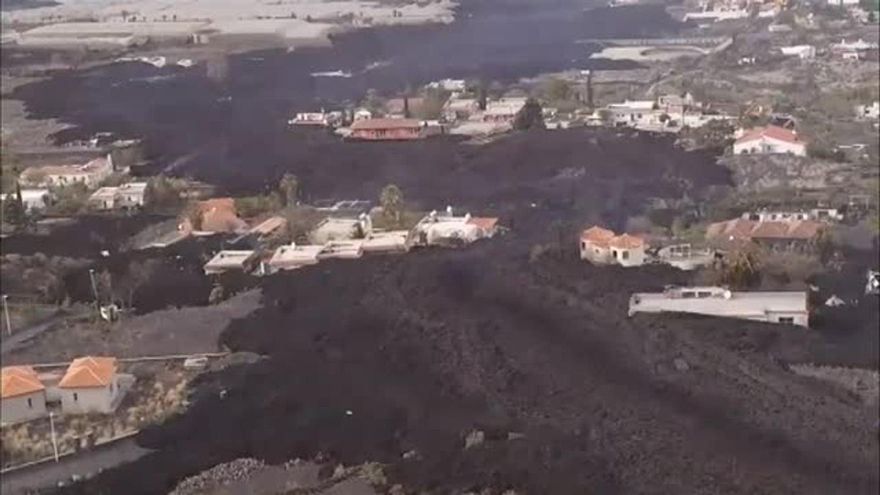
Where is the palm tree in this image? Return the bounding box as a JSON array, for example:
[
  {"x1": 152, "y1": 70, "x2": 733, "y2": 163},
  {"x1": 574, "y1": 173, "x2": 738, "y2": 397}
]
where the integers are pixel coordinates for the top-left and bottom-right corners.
[
  {"x1": 278, "y1": 173, "x2": 299, "y2": 206},
  {"x1": 380, "y1": 184, "x2": 404, "y2": 226}
]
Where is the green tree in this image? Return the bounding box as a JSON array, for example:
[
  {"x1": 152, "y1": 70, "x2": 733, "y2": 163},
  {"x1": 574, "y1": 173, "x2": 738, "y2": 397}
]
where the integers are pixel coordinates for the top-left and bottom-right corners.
[
  {"x1": 513, "y1": 98, "x2": 544, "y2": 131},
  {"x1": 145, "y1": 175, "x2": 184, "y2": 210},
  {"x1": 720, "y1": 249, "x2": 760, "y2": 289},
  {"x1": 2, "y1": 182, "x2": 27, "y2": 228},
  {"x1": 544, "y1": 78, "x2": 572, "y2": 103},
  {"x1": 380, "y1": 184, "x2": 404, "y2": 226},
  {"x1": 278, "y1": 173, "x2": 300, "y2": 206}
]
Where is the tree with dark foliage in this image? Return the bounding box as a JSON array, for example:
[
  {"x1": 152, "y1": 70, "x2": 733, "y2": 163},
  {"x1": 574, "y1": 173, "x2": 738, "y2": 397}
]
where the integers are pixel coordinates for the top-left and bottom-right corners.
[{"x1": 513, "y1": 98, "x2": 545, "y2": 131}]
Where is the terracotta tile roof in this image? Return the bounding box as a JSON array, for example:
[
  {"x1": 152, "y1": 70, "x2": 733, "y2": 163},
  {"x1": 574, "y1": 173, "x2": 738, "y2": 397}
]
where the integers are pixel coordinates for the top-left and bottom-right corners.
[
  {"x1": 1, "y1": 366, "x2": 45, "y2": 399},
  {"x1": 467, "y1": 217, "x2": 499, "y2": 231},
  {"x1": 59, "y1": 356, "x2": 117, "y2": 389},
  {"x1": 195, "y1": 198, "x2": 247, "y2": 233},
  {"x1": 581, "y1": 226, "x2": 616, "y2": 244},
  {"x1": 735, "y1": 125, "x2": 800, "y2": 145},
  {"x1": 609, "y1": 233, "x2": 645, "y2": 249},
  {"x1": 350, "y1": 118, "x2": 422, "y2": 130}
]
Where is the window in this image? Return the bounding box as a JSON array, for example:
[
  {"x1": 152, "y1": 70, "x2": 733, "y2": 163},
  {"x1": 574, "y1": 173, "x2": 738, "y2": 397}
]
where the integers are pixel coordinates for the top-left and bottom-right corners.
[
  {"x1": 621, "y1": 250, "x2": 629, "y2": 260},
  {"x1": 778, "y1": 317, "x2": 795, "y2": 324},
  {"x1": 73, "y1": 392, "x2": 79, "y2": 402},
  {"x1": 581, "y1": 241, "x2": 586, "y2": 250},
  {"x1": 681, "y1": 291, "x2": 696, "y2": 299},
  {"x1": 696, "y1": 291, "x2": 712, "y2": 299},
  {"x1": 27, "y1": 398, "x2": 33, "y2": 409},
  {"x1": 612, "y1": 250, "x2": 619, "y2": 259}
]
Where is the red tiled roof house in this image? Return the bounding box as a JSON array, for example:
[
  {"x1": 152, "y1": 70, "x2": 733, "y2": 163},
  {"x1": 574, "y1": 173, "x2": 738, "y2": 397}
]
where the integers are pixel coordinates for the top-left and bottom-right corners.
[
  {"x1": 1, "y1": 366, "x2": 47, "y2": 425},
  {"x1": 580, "y1": 226, "x2": 647, "y2": 267},
  {"x1": 58, "y1": 356, "x2": 123, "y2": 414},
  {"x1": 732, "y1": 125, "x2": 807, "y2": 156},
  {"x1": 349, "y1": 118, "x2": 425, "y2": 141}
]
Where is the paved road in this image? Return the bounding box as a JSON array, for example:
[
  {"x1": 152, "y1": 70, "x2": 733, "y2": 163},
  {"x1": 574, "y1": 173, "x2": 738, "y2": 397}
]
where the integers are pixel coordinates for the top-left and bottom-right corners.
[{"x1": 1, "y1": 438, "x2": 152, "y2": 494}]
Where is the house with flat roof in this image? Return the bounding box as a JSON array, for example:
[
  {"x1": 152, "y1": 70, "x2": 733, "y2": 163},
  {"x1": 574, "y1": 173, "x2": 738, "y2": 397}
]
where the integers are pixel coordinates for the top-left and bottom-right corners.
[
  {"x1": 411, "y1": 207, "x2": 499, "y2": 247},
  {"x1": 1, "y1": 366, "x2": 47, "y2": 425},
  {"x1": 362, "y1": 230, "x2": 410, "y2": 254},
  {"x1": 266, "y1": 243, "x2": 324, "y2": 272},
  {"x1": 204, "y1": 250, "x2": 258, "y2": 275},
  {"x1": 310, "y1": 216, "x2": 369, "y2": 244},
  {"x1": 1, "y1": 189, "x2": 50, "y2": 212},
  {"x1": 317, "y1": 240, "x2": 364, "y2": 260},
  {"x1": 58, "y1": 356, "x2": 125, "y2": 414},
  {"x1": 732, "y1": 125, "x2": 806, "y2": 156},
  {"x1": 628, "y1": 286, "x2": 809, "y2": 327},
  {"x1": 89, "y1": 182, "x2": 148, "y2": 210}
]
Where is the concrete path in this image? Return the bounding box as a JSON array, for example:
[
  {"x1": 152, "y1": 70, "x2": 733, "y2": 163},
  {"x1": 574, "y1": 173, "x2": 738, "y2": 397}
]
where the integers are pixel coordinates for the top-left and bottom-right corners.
[{"x1": 1, "y1": 437, "x2": 152, "y2": 494}]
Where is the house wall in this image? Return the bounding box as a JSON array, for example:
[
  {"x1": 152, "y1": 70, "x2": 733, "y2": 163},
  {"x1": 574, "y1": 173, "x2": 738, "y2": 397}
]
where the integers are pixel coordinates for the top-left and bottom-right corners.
[
  {"x1": 351, "y1": 128, "x2": 423, "y2": 140},
  {"x1": 1, "y1": 392, "x2": 47, "y2": 425},
  {"x1": 733, "y1": 137, "x2": 806, "y2": 156},
  {"x1": 767, "y1": 311, "x2": 809, "y2": 326},
  {"x1": 580, "y1": 240, "x2": 613, "y2": 264},
  {"x1": 60, "y1": 382, "x2": 117, "y2": 414},
  {"x1": 611, "y1": 246, "x2": 646, "y2": 267}
]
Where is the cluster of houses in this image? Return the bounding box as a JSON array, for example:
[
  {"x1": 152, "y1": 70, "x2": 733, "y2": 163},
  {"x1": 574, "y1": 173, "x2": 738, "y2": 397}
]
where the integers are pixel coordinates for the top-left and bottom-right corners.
[
  {"x1": 594, "y1": 93, "x2": 736, "y2": 133},
  {"x1": 202, "y1": 206, "x2": 501, "y2": 276},
  {"x1": 4, "y1": 153, "x2": 149, "y2": 215},
  {"x1": 1, "y1": 356, "x2": 130, "y2": 426},
  {"x1": 577, "y1": 206, "x2": 848, "y2": 328}
]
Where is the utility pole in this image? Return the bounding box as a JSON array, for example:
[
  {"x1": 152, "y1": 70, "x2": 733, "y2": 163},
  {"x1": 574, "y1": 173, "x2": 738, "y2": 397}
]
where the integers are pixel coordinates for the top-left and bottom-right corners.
[
  {"x1": 49, "y1": 411, "x2": 60, "y2": 462},
  {"x1": 1, "y1": 295, "x2": 11, "y2": 336},
  {"x1": 88, "y1": 269, "x2": 100, "y2": 318}
]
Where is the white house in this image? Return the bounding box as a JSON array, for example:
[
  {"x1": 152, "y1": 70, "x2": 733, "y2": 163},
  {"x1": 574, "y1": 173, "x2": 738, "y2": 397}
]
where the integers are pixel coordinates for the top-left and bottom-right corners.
[
  {"x1": 827, "y1": 0, "x2": 860, "y2": 6},
  {"x1": 411, "y1": 207, "x2": 499, "y2": 247},
  {"x1": 20, "y1": 155, "x2": 114, "y2": 188},
  {"x1": 266, "y1": 243, "x2": 323, "y2": 272},
  {"x1": 780, "y1": 45, "x2": 816, "y2": 60},
  {"x1": 1, "y1": 189, "x2": 50, "y2": 212},
  {"x1": 309, "y1": 216, "x2": 370, "y2": 244},
  {"x1": 443, "y1": 96, "x2": 481, "y2": 122},
  {"x1": 1, "y1": 366, "x2": 47, "y2": 425},
  {"x1": 203, "y1": 250, "x2": 258, "y2": 275},
  {"x1": 89, "y1": 182, "x2": 148, "y2": 210},
  {"x1": 58, "y1": 356, "x2": 124, "y2": 415},
  {"x1": 353, "y1": 108, "x2": 373, "y2": 121},
  {"x1": 628, "y1": 286, "x2": 809, "y2": 327},
  {"x1": 579, "y1": 226, "x2": 646, "y2": 267},
  {"x1": 856, "y1": 101, "x2": 880, "y2": 120},
  {"x1": 361, "y1": 230, "x2": 410, "y2": 254},
  {"x1": 732, "y1": 125, "x2": 807, "y2": 156}
]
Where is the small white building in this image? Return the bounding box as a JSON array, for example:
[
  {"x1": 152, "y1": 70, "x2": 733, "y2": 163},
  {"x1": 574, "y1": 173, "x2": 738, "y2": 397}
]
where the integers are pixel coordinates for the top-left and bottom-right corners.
[
  {"x1": 411, "y1": 208, "x2": 499, "y2": 247},
  {"x1": 361, "y1": 230, "x2": 410, "y2": 254},
  {"x1": 353, "y1": 108, "x2": 373, "y2": 121},
  {"x1": 1, "y1": 366, "x2": 47, "y2": 425},
  {"x1": 309, "y1": 216, "x2": 369, "y2": 244},
  {"x1": 826, "y1": 0, "x2": 860, "y2": 6},
  {"x1": 779, "y1": 45, "x2": 816, "y2": 60},
  {"x1": 317, "y1": 240, "x2": 364, "y2": 260},
  {"x1": 579, "y1": 226, "x2": 646, "y2": 267},
  {"x1": 855, "y1": 101, "x2": 880, "y2": 120},
  {"x1": 203, "y1": 250, "x2": 258, "y2": 275},
  {"x1": 90, "y1": 182, "x2": 147, "y2": 210},
  {"x1": 266, "y1": 243, "x2": 323, "y2": 272},
  {"x1": 732, "y1": 125, "x2": 806, "y2": 156},
  {"x1": 58, "y1": 356, "x2": 124, "y2": 415},
  {"x1": 290, "y1": 111, "x2": 331, "y2": 126},
  {"x1": 1, "y1": 189, "x2": 50, "y2": 212},
  {"x1": 427, "y1": 79, "x2": 466, "y2": 91},
  {"x1": 443, "y1": 97, "x2": 481, "y2": 122},
  {"x1": 628, "y1": 286, "x2": 809, "y2": 327}
]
